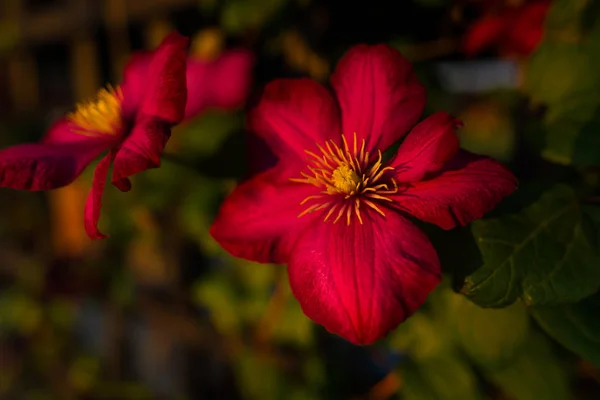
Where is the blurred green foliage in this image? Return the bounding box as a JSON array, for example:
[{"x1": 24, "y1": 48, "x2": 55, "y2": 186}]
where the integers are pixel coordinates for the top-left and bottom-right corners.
[{"x1": 2, "y1": 0, "x2": 600, "y2": 398}]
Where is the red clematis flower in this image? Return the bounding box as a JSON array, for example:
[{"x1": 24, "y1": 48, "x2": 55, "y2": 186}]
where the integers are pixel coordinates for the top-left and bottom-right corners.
[
  {"x1": 210, "y1": 44, "x2": 518, "y2": 345},
  {"x1": 463, "y1": 0, "x2": 550, "y2": 58},
  {"x1": 0, "y1": 32, "x2": 253, "y2": 240}
]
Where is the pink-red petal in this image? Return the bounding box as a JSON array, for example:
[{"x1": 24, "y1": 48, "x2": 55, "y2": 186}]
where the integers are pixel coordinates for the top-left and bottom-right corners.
[
  {"x1": 392, "y1": 151, "x2": 518, "y2": 230},
  {"x1": 391, "y1": 112, "x2": 462, "y2": 182},
  {"x1": 331, "y1": 44, "x2": 426, "y2": 153},
  {"x1": 249, "y1": 78, "x2": 341, "y2": 160},
  {"x1": 120, "y1": 51, "x2": 152, "y2": 118},
  {"x1": 185, "y1": 50, "x2": 253, "y2": 120},
  {"x1": 84, "y1": 152, "x2": 115, "y2": 239},
  {"x1": 120, "y1": 32, "x2": 189, "y2": 123},
  {"x1": 462, "y1": 13, "x2": 510, "y2": 56},
  {"x1": 111, "y1": 116, "x2": 171, "y2": 188},
  {"x1": 210, "y1": 164, "x2": 318, "y2": 264},
  {"x1": 288, "y1": 209, "x2": 441, "y2": 345},
  {"x1": 504, "y1": 1, "x2": 549, "y2": 56},
  {"x1": 0, "y1": 120, "x2": 115, "y2": 191},
  {"x1": 139, "y1": 32, "x2": 189, "y2": 123}
]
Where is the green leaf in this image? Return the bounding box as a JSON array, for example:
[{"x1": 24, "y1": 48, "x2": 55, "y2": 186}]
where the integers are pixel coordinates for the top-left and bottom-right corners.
[
  {"x1": 443, "y1": 291, "x2": 530, "y2": 368},
  {"x1": 541, "y1": 94, "x2": 600, "y2": 166},
  {"x1": 400, "y1": 353, "x2": 481, "y2": 400},
  {"x1": 525, "y1": 42, "x2": 595, "y2": 107},
  {"x1": 463, "y1": 185, "x2": 600, "y2": 307},
  {"x1": 530, "y1": 291, "x2": 600, "y2": 366},
  {"x1": 484, "y1": 332, "x2": 571, "y2": 400}
]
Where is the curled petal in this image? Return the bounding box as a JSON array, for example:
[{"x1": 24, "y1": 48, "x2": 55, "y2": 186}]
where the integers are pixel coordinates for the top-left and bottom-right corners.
[
  {"x1": 84, "y1": 152, "x2": 115, "y2": 239},
  {"x1": 121, "y1": 31, "x2": 189, "y2": 122},
  {"x1": 249, "y1": 78, "x2": 341, "y2": 160},
  {"x1": 210, "y1": 165, "x2": 318, "y2": 264},
  {"x1": 288, "y1": 210, "x2": 441, "y2": 345},
  {"x1": 391, "y1": 112, "x2": 462, "y2": 182},
  {"x1": 111, "y1": 116, "x2": 171, "y2": 188},
  {"x1": 0, "y1": 120, "x2": 115, "y2": 191},
  {"x1": 331, "y1": 44, "x2": 426, "y2": 153},
  {"x1": 185, "y1": 50, "x2": 254, "y2": 119},
  {"x1": 393, "y1": 151, "x2": 518, "y2": 230}
]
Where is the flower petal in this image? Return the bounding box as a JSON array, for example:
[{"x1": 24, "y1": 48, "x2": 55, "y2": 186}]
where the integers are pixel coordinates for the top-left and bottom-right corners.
[
  {"x1": 121, "y1": 31, "x2": 189, "y2": 123},
  {"x1": 0, "y1": 120, "x2": 115, "y2": 191},
  {"x1": 331, "y1": 44, "x2": 426, "y2": 153},
  {"x1": 504, "y1": 1, "x2": 549, "y2": 56},
  {"x1": 111, "y1": 116, "x2": 171, "y2": 188},
  {"x1": 392, "y1": 151, "x2": 518, "y2": 230},
  {"x1": 84, "y1": 152, "x2": 115, "y2": 239},
  {"x1": 462, "y1": 13, "x2": 509, "y2": 56},
  {"x1": 43, "y1": 119, "x2": 99, "y2": 144},
  {"x1": 249, "y1": 78, "x2": 341, "y2": 160},
  {"x1": 120, "y1": 51, "x2": 152, "y2": 117},
  {"x1": 210, "y1": 165, "x2": 318, "y2": 264},
  {"x1": 391, "y1": 112, "x2": 462, "y2": 182},
  {"x1": 185, "y1": 50, "x2": 253, "y2": 119},
  {"x1": 288, "y1": 210, "x2": 441, "y2": 345}
]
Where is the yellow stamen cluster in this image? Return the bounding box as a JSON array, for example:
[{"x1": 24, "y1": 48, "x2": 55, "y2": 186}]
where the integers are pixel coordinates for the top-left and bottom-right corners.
[
  {"x1": 291, "y1": 133, "x2": 399, "y2": 225},
  {"x1": 67, "y1": 85, "x2": 123, "y2": 136}
]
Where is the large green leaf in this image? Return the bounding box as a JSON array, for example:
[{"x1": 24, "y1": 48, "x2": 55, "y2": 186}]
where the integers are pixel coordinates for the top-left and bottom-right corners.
[
  {"x1": 462, "y1": 185, "x2": 600, "y2": 307},
  {"x1": 530, "y1": 291, "x2": 600, "y2": 366},
  {"x1": 485, "y1": 332, "x2": 571, "y2": 400},
  {"x1": 443, "y1": 291, "x2": 530, "y2": 369}
]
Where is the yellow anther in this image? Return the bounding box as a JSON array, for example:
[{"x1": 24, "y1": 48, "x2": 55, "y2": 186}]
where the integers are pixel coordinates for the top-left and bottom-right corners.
[{"x1": 67, "y1": 85, "x2": 123, "y2": 136}]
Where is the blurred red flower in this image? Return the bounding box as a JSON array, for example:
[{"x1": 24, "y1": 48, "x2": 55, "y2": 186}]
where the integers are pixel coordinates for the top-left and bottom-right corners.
[
  {"x1": 0, "y1": 32, "x2": 253, "y2": 239},
  {"x1": 210, "y1": 44, "x2": 518, "y2": 345},
  {"x1": 463, "y1": 0, "x2": 551, "y2": 57}
]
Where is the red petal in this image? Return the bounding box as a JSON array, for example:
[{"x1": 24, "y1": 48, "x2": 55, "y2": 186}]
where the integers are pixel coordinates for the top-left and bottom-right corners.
[
  {"x1": 111, "y1": 116, "x2": 171, "y2": 188},
  {"x1": 391, "y1": 112, "x2": 462, "y2": 182},
  {"x1": 120, "y1": 51, "x2": 152, "y2": 118},
  {"x1": 0, "y1": 119, "x2": 115, "y2": 191},
  {"x1": 504, "y1": 1, "x2": 549, "y2": 56},
  {"x1": 462, "y1": 14, "x2": 510, "y2": 56},
  {"x1": 331, "y1": 44, "x2": 426, "y2": 153},
  {"x1": 43, "y1": 119, "x2": 100, "y2": 144},
  {"x1": 210, "y1": 165, "x2": 318, "y2": 264},
  {"x1": 392, "y1": 151, "x2": 518, "y2": 230},
  {"x1": 288, "y1": 210, "x2": 441, "y2": 345},
  {"x1": 121, "y1": 31, "x2": 189, "y2": 123},
  {"x1": 84, "y1": 152, "x2": 115, "y2": 239},
  {"x1": 185, "y1": 50, "x2": 253, "y2": 119},
  {"x1": 249, "y1": 78, "x2": 341, "y2": 160}
]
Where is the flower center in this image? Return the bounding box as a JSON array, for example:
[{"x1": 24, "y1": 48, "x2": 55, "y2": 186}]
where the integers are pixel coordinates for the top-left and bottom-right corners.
[
  {"x1": 330, "y1": 164, "x2": 361, "y2": 194},
  {"x1": 67, "y1": 85, "x2": 123, "y2": 136},
  {"x1": 291, "y1": 133, "x2": 399, "y2": 225}
]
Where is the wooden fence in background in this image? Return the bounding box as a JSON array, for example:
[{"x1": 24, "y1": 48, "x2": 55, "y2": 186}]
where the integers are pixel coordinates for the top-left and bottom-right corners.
[{"x1": 0, "y1": 0, "x2": 197, "y2": 114}]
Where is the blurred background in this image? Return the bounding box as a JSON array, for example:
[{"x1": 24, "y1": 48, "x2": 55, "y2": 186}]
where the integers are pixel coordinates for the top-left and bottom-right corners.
[{"x1": 1, "y1": 0, "x2": 600, "y2": 399}]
